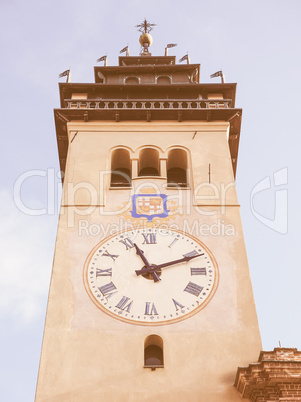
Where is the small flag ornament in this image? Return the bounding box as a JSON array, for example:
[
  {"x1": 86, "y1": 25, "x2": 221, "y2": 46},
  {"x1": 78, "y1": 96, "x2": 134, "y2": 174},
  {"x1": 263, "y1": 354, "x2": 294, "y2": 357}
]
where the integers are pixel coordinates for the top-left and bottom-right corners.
[
  {"x1": 97, "y1": 55, "x2": 107, "y2": 62},
  {"x1": 210, "y1": 70, "x2": 222, "y2": 78},
  {"x1": 120, "y1": 45, "x2": 129, "y2": 56},
  {"x1": 179, "y1": 54, "x2": 190, "y2": 64},
  {"x1": 59, "y1": 69, "x2": 70, "y2": 78},
  {"x1": 59, "y1": 69, "x2": 71, "y2": 83},
  {"x1": 165, "y1": 43, "x2": 177, "y2": 56},
  {"x1": 210, "y1": 70, "x2": 225, "y2": 83}
]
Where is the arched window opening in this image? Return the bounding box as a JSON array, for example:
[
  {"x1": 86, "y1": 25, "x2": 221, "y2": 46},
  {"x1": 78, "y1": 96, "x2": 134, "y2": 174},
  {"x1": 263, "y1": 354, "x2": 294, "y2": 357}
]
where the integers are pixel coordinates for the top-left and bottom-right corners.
[
  {"x1": 144, "y1": 335, "x2": 164, "y2": 370},
  {"x1": 111, "y1": 149, "x2": 131, "y2": 187},
  {"x1": 125, "y1": 76, "x2": 139, "y2": 85},
  {"x1": 167, "y1": 149, "x2": 188, "y2": 187},
  {"x1": 138, "y1": 148, "x2": 160, "y2": 177},
  {"x1": 156, "y1": 76, "x2": 171, "y2": 85}
]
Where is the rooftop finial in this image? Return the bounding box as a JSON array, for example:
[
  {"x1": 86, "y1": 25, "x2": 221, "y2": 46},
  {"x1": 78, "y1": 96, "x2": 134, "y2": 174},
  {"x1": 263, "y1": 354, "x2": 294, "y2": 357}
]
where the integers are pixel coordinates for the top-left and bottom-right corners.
[
  {"x1": 136, "y1": 19, "x2": 156, "y2": 56},
  {"x1": 135, "y1": 18, "x2": 156, "y2": 33}
]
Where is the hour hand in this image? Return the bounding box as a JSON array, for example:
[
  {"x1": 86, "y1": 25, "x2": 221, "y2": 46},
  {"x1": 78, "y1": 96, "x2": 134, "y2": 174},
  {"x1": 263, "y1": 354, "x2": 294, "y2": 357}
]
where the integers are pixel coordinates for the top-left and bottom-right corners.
[
  {"x1": 134, "y1": 243, "x2": 151, "y2": 267},
  {"x1": 134, "y1": 243, "x2": 160, "y2": 282}
]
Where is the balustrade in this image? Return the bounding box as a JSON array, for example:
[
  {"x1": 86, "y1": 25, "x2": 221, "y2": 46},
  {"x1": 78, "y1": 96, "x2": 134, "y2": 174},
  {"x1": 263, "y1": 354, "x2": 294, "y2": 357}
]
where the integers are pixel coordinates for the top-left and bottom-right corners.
[{"x1": 65, "y1": 99, "x2": 231, "y2": 110}]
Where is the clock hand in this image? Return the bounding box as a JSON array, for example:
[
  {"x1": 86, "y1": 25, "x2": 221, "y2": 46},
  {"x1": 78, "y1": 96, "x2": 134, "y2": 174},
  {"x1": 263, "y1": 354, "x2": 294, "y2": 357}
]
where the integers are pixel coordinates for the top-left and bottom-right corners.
[
  {"x1": 133, "y1": 243, "x2": 161, "y2": 282},
  {"x1": 155, "y1": 254, "x2": 203, "y2": 270},
  {"x1": 134, "y1": 243, "x2": 151, "y2": 267},
  {"x1": 135, "y1": 254, "x2": 202, "y2": 277}
]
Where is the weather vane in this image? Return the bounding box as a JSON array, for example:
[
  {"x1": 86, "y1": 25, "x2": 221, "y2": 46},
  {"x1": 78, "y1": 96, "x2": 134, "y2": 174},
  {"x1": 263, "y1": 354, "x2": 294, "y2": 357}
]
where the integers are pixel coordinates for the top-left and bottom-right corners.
[{"x1": 135, "y1": 18, "x2": 156, "y2": 33}]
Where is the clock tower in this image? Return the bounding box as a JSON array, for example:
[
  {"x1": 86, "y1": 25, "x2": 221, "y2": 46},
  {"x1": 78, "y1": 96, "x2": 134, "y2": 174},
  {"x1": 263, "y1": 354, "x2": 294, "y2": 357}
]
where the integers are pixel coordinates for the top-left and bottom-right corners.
[{"x1": 36, "y1": 21, "x2": 262, "y2": 401}]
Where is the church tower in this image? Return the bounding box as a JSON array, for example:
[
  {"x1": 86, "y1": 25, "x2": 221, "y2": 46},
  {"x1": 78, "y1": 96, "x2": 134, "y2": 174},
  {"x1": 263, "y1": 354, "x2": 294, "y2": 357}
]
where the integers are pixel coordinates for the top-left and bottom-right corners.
[{"x1": 35, "y1": 21, "x2": 262, "y2": 401}]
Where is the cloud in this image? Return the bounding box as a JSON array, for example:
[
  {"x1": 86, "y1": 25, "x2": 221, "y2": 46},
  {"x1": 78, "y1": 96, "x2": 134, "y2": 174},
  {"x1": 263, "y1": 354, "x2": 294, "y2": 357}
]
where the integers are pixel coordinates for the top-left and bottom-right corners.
[{"x1": 0, "y1": 190, "x2": 57, "y2": 323}]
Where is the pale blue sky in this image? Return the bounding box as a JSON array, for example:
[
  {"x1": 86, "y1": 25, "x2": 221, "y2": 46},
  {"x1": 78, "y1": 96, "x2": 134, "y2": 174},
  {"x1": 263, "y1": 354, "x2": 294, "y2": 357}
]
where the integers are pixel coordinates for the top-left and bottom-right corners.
[{"x1": 1, "y1": 1, "x2": 301, "y2": 400}]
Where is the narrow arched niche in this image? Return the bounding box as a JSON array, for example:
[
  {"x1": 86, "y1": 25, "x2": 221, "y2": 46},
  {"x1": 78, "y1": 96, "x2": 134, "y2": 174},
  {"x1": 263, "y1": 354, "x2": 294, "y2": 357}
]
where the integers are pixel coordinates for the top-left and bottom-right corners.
[
  {"x1": 138, "y1": 148, "x2": 160, "y2": 176},
  {"x1": 156, "y1": 75, "x2": 171, "y2": 84},
  {"x1": 144, "y1": 335, "x2": 164, "y2": 369},
  {"x1": 110, "y1": 148, "x2": 131, "y2": 187},
  {"x1": 167, "y1": 148, "x2": 188, "y2": 187},
  {"x1": 125, "y1": 76, "x2": 139, "y2": 84}
]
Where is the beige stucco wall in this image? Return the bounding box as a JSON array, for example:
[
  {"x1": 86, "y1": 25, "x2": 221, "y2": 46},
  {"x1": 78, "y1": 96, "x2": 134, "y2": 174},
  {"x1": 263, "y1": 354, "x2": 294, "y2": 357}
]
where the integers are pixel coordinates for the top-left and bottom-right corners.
[
  {"x1": 63, "y1": 121, "x2": 237, "y2": 207},
  {"x1": 36, "y1": 121, "x2": 261, "y2": 401}
]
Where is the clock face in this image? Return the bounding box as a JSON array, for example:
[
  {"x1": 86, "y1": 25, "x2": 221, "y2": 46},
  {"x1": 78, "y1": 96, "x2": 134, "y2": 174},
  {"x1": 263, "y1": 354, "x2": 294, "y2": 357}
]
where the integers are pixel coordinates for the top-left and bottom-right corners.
[{"x1": 84, "y1": 227, "x2": 218, "y2": 325}]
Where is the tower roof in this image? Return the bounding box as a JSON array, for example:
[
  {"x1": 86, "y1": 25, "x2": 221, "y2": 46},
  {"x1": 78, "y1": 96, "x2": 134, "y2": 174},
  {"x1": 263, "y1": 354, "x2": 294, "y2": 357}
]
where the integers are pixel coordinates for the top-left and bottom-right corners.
[{"x1": 55, "y1": 21, "x2": 242, "y2": 178}]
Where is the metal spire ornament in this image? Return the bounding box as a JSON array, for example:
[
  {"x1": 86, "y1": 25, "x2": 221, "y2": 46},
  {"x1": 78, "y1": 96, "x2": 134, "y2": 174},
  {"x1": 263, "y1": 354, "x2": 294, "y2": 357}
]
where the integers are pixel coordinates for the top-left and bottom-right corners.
[{"x1": 135, "y1": 18, "x2": 156, "y2": 33}]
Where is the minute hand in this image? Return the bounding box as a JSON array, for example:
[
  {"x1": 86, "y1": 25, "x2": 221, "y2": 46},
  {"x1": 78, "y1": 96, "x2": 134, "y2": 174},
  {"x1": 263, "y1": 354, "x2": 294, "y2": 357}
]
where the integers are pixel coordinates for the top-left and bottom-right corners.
[{"x1": 135, "y1": 254, "x2": 203, "y2": 276}]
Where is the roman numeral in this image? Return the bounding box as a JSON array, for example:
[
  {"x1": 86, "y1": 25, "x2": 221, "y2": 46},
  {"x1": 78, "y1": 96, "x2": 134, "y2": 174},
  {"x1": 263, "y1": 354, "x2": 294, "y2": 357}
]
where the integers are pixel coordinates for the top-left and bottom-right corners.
[
  {"x1": 96, "y1": 268, "x2": 112, "y2": 277},
  {"x1": 190, "y1": 267, "x2": 207, "y2": 275},
  {"x1": 98, "y1": 282, "x2": 117, "y2": 299},
  {"x1": 184, "y1": 281, "x2": 203, "y2": 297},
  {"x1": 142, "y1": 233, "x2": 157, "y2": 244},
  {"x1": 102, "y1": 250, "x2": 119, "y2": 261},
  {"x1": 183, "y1": 250, "x2": 199, "y2": 258},
  {"x1": 115, "y1": 296, "x2": 133, "y2": 313},
  {"x1": 119, "y1": 238, "x2": 134, "y2": 250},
  {"x1": 145, "y1": 302, "x2": 158, "y2": 315},
  {"x1": 168, "y1": 238, "x2": 179, "y2": 248},
  {"x1": 172, "y1": 298, "x2": 185, "y2": 311}
]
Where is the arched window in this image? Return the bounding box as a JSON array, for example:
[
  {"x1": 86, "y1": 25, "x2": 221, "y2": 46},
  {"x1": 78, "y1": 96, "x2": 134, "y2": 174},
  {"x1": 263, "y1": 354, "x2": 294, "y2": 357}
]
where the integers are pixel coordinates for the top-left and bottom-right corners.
[
  {"x1": 110, "y1": 149, "x2": 131, "y2": 187},
  {"x1": 167, "y1": 149, "x2": 188, "y2": 187},
  {"x1": 138, "y1": 148, "x2": 160, "y2": 176},
  {"x1": 144, "y1": 335, "x2": 164, "y2": 369},
  {"x1": 156, "y1": 75, "x2": 171, "y2": 84},
  {"x1": 125, "y1": 76, "x2": 139, "y2": 84}
]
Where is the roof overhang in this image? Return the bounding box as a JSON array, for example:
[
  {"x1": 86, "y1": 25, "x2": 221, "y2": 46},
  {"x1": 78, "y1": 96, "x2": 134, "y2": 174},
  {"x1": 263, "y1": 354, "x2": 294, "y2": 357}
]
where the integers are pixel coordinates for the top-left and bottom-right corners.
[{"x1": 54, "y1": 106, "x2": 241, "y2": 178}]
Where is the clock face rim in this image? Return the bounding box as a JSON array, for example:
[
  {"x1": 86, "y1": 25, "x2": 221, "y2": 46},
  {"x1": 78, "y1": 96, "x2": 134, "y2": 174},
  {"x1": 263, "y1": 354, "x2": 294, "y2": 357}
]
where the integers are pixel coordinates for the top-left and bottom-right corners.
[{"x1": 83, "y1": 226, "x2": 219, "y2": 326}]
